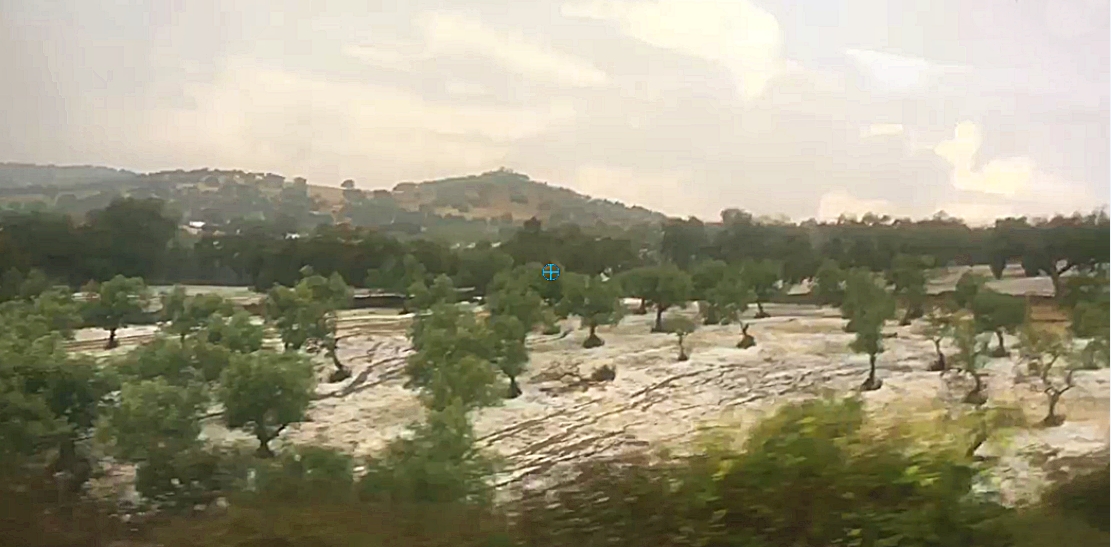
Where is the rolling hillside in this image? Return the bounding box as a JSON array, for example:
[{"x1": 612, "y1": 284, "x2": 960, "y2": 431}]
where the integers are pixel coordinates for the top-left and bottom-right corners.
[{"x1": 0, "y1": 164, "x2": 666, "y2": 234}]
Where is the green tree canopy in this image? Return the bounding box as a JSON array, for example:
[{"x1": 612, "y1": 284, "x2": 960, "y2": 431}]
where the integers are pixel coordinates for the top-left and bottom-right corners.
[
  {"x1": 558, "y1": 273, "x2": 625, "y2": 348},
  {"x1": 812, "y1": 259, "x2": 846, "y2": 307},
  {"x1": 100, "y1": 378, "x2": 207, "y2": 462},
  {"x1": 885, "y1": 254, "x2": 931, "y2": 325},
  {"x1": 161, "y1": 287, "x2": 236, "y2": 342},
  {"x1": 218, "y1": 350, "x2": 316, "y2": 457},
  {"x1": 632, "y1": 265, "x2": 692, "y2": 332},
  {"x1": 266, "y1": 268, "x2": 353, "y2": 381},
  {"x1": 81, "y1": 274, "x2": 151, "y2": 349},
  {"x1": 742, "y1": 259, "x2": 782, "y2": 318},
  {"x1": 950, "y1": 312, "x2": 992, "y2": 405},
  {"x1": 358, "y1": 402, "x2": 495, "y2": 504},
  {"x1": 970, "y1": 289, "x2": 1026, "y2": 356},
  {"x1": 409, "y1": 273, "x2": 458, "y2": 313},
  {"x1": 844, "y1": 275, "x2": 895, "y2": 391},
  {"x1": 406, "y1": 304, "x2": 504, "y2": 411}
]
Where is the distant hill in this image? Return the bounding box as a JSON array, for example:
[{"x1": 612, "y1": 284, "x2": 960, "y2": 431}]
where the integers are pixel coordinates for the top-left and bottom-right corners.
[
  {"x1": 0, "y1": 164, "x2": 666, "y2": 238},
  {"x1": 322, "y1": 168, "x2": 665, "y2": 226},
  {"x1": 0, "y1": 163, "x2": 139, "y2": 189}
]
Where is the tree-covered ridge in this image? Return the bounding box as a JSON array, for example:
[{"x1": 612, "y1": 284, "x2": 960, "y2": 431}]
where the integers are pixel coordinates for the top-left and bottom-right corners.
[
  {"x1": 0, "y1": 165, "x2": 666, "y2": 240},
  {"x1": 0, "y1": 163, "x2": 139, "y2": 189},
  {"x1": 386, "y1": 168, "x2": 666, "y2": 226}
]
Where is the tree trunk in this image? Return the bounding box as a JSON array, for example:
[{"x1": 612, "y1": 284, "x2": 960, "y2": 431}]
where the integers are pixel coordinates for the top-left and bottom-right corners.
[
  {"x1": 583, "y1": 324, "x2": 604, "y2": 348},
  {"x1": 507, "y1": 375, "x2": 522, "y2": 398},
  {"x1": 964, "y1": 373, "x2": 987, "y2": 405},
  {"x1": 677, "y1": 335, "x2": 689, "y2": 361},
  {"x1": 861, "y1": 354, "x2": 882, "y2": 391},
  {"x1": 105, "y1": 327, "x2": 119, "y2": 349},
  {"x1": 754, "y1": 301, "x2": 770, "y2": 319},
  {"x1": 929, "y1": 340, "x2": 946, "y2": 371},
  {"x1": 328, "y1": 353, "x2": 350, "y2": 382},
  {"x1": 899, "y1": 308, "x2": 912, "y2": 326},
  {"x1": 256, "y1": 439, "x2": 274, "y2": 458},
  {"x1": 256, "y1": 425, "x2": 286, "y2": 458},
  {"x1": 1043, "y1": 391, "x2": 1064, "y2": 426},
  {"x1": 49, "y1": 435, "x2": 90, "y2": 496},
  {"x1": 993, "y1": 330, "x2": 1007, "y2": 356},
  {"x1": 653, "y1": 307, "x2": 664, "y2": 332},
  {"x1": 636, "y1": 298, "x2": 648, "y2": 315},
  {"x1": 1049, "y1": 269, "x2": 1063, "y2": 300}
]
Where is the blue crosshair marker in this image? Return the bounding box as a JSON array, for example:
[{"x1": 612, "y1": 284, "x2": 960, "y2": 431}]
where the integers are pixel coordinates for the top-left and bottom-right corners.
[{"x1": 542, "y1": 263, "x2": 561, "y2": 281}]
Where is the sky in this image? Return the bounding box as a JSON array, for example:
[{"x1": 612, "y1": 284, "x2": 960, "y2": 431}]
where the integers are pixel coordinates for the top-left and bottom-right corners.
[{"x1": 1, "y1": 0, "x2": 1108, "y2": 223}]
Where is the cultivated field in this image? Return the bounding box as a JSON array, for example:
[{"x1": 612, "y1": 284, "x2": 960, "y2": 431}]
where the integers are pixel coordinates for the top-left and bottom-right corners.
[{"x1": 82, "y1": 300, "x2": 1110, "y2": 507}]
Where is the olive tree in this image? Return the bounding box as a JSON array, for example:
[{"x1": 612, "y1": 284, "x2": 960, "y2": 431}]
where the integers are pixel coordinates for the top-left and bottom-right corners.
[
  {"x1": 954, "y1": 271, "x2": 987, "y2": 309},
  {"x1": 839, "y1": 269, "x2": 882, "y2": 333},
  {"x1": 950, "y1": 313, "x2": 992, "y2": 405},
  {"x1": 662, "y1": 314, "x2": 698, "y2": 362},
  {"x1": 1, "y1": 334, "x2": 113, "y2": 489},
  {"x1": 919, "y1": 304, "x2": 957, "y2": 372},
  {"x1": 1018, "y1": 324, "x2": 1108, "y2": 426},
  {"x1": 617, "y1": 266, "x2": 655, "y2": 315},
  {"x1": 406, "y1": 304, "x2": 503, "y2": 411},
  {"x1": 886, "y1": 254, "x2": 931, "y2": 325},
  {"x1": 742, "y1": 259, "x2": 782, "y2": 319},
  {"x1": 485, "y1": 269, "x2": 546, "y2": 397},
  {"x1": 970, "y1": 289, "x2": 1026, "y2": 357},
  {"x1": 266, "y1": 267, "x2": 353, "y2": 382},
  {"x1": 218, "y1": 350, "x2": 316, "y2": 457},
  {"x1": 366, "y1": 254, "x2": 428, "y2": 314},
  {"x1": 160, "y1": 287, "x2": 235, "y2": 342},
  {"x1": 558, "y1": 273, "x2": 625, "y2": 348},
  {"x1": 100, "y1": 378, "x2": 207, "y2": 462},
  {"x1": 690, "y1": 260, "x2": 729, "y2": 324},
  {"x1": 358, "y1": 402, "x2": 495, "y2": 504},
  {"x1": 638, "y1": 265, "x2": 692, "y2": 333},
  {"x1": 846, "y1": 280, "x2": 895, "y2": 391},
  {"x1": 409, "y1": 274, "x2": 459, "y2": 313},
  {"x1": 201, "y1": 310, "x2": 265, "y2": 353},
  {"x1": 812, "y1": 259, "x2": 846, "y2": 307},
  {"x1": 1062, "y1": 272, "x2": 1110, "y2": 366},
  {"x1": 81, "y1": 275, "x2": 151, "y2": 349}
]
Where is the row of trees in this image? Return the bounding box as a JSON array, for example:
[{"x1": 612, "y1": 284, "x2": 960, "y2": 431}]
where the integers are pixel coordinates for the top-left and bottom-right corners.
[
  {"x1": 822, "y1": 259, "x2": 1109, "y2": 426},
  {"x1": 1, "y1": 197, "x2": 1106, "y2": 301}
]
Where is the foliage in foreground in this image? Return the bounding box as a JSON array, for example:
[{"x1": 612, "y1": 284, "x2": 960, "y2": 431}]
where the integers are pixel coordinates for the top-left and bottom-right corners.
[{"x1": 5, "y1": 397, "x2": 1111, "y2": 547}]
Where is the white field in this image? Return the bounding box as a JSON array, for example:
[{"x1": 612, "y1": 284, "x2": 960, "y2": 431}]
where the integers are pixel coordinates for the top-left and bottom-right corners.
[{"x1": 81, "y1": 269, "x2": 1107, "y2": 505}]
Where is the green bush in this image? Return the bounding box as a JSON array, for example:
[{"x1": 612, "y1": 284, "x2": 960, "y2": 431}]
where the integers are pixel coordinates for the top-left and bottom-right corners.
[
  {"x1": 515, "y1": 397, "x2": 1012, "y2": 547},
  {"x1": 357, "y1": 405, "x2": 496, "y2": 505}
]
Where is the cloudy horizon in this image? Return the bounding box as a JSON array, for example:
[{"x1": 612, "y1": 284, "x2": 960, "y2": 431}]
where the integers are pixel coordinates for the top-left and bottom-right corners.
[{"x1": 1, "y1": 0, "x2": 1108, "y2": 224}]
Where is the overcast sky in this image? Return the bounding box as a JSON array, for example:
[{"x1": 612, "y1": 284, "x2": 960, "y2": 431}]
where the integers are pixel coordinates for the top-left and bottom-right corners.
[{"x1": 1, "y1": 0, "x2": 1107, "y2": 223}]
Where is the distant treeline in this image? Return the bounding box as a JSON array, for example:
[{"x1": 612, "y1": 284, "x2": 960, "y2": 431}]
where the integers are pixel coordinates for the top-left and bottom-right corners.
[{"x1": 0, "y1": 198, "x2": 1106, "y2": 294}]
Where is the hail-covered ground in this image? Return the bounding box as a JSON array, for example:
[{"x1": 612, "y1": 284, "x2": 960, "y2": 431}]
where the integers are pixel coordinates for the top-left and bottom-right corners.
[{"x1": 80, "y1": 268, "x2": 1109, "y2": 506}]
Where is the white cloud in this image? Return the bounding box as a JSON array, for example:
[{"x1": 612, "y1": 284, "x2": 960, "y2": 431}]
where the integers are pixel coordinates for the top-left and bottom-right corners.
[
  {"x1": 343, "y1": 12, "x2": 608, "y2": 88},
  {"x1": 934, "y1": 121, "x2": 1033, "y2": 197},
  {"x1": 933, "y1": 202, "x2": 1017, "y2": 226},
  {"x1": 445, "y1": 80, "x2": 487, "y2": 97},
  {"x1": 816, "y1": 189, "x2": 904, "y2": 221},
  {"x1": 110, "y1": 57, "x2": 577, "y2": 185},
  {"x1": 860, "y1": 123, "x2": 904, "y2": 138},
  {"x1": 845, "y1": 48, "x2": 968, "y2": 92},
  {"x1": 568, "y1": 165, "x2": 697, "y2": 215},
  {"x1": 415, "y1": 11, "x2": 608, "y2": 88},
  {"x1": 561, "y1": 0, "x2": 786, "y2": 100},
  {"x1": 342, "y1": 43, "x2": 429, "y2": 72}
]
